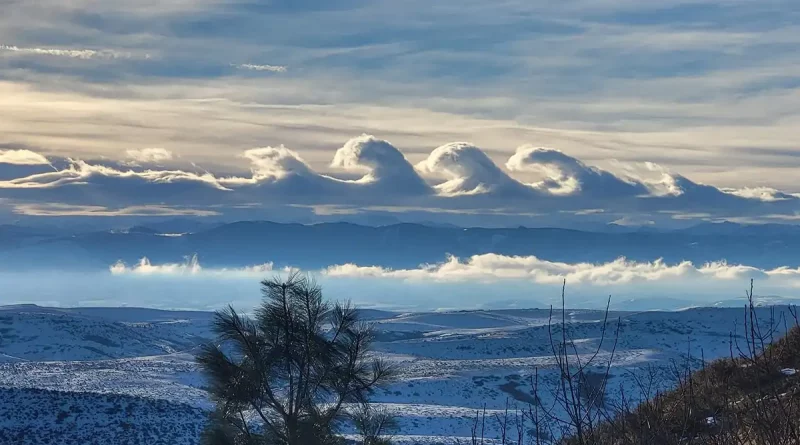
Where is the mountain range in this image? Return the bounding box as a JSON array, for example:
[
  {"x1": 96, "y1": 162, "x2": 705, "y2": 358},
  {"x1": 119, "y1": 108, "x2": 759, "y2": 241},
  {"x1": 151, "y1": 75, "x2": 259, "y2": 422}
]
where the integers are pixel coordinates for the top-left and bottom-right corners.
[{"x1": 1, "y1": 220, "x2": 800, "y2": 271}]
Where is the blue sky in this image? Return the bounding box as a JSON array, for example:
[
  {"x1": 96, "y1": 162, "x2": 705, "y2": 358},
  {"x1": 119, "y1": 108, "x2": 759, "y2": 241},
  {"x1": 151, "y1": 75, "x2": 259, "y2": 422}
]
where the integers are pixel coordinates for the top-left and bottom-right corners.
[{"x1": 1, "y1": 0, "x2": 799, "y2": 226}]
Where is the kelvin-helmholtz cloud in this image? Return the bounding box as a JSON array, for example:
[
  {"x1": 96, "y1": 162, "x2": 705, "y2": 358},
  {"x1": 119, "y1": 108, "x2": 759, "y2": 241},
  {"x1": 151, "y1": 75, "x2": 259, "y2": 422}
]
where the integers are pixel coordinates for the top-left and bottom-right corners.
[{"x1": 1, "y1": 134, "x2": 799, "y2": 225}]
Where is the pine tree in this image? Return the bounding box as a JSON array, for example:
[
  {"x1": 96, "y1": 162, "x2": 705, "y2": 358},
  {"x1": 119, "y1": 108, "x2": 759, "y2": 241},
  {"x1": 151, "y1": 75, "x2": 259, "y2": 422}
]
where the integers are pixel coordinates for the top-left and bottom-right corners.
[{"x1": 197, "y1": 273, "x2": 394, "y2": 445}]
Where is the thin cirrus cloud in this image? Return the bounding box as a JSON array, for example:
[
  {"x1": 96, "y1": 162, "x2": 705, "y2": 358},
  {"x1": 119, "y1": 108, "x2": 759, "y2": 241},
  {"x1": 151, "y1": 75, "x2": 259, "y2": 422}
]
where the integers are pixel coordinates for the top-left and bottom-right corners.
[
  {"x1": 0, "y1": 44, "x2": 142, "y2": 60},
  {"x1": 13, "y1": 203, "x2": 219, "y2": 217},
  {"x1": 233, "y1": 63, "x2": 288, "y2": 73},
  {"x1": 1, "y1": 44, "x2": 288, "y2": 73},
  {"x1": 1, "y1": 135, "x2": 800, "y2": 224},
  {"x1": 2, "y1": 43, "x2": 289, "y2": 80}
]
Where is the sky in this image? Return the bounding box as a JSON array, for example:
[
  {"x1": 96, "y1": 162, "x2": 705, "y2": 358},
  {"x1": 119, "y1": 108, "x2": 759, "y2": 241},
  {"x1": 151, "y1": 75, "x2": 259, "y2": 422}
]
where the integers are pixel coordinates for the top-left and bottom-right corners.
[{"x1": 1, "y1": 0, "x2": 800, "y2": 227}]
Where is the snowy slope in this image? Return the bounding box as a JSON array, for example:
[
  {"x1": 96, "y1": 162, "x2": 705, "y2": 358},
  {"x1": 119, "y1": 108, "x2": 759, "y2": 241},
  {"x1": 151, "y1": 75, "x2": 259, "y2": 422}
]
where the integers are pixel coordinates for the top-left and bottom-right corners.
[
  {"x1": 0, "y1": 305, "x2": 213, "y2": 361},
  {"x1": 0, "y1": 304, "x2": 793, "y2": 444},
  {"x1": 0, "y1": 387, "x2": 206, "y2": 445}
]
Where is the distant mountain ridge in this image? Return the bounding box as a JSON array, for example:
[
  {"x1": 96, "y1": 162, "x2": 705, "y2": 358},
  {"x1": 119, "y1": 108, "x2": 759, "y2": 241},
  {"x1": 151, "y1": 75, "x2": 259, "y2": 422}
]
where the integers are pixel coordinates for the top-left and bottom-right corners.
[{"x1": 1, "y1": 220, "x2": 800, "y2": 271}]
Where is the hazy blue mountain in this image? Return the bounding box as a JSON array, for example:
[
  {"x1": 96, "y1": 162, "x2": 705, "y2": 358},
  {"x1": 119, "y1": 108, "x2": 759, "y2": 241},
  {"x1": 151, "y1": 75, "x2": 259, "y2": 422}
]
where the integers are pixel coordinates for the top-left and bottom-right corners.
[{"x1": 1, "y1": 220, "x2": 800, "y2": 271}]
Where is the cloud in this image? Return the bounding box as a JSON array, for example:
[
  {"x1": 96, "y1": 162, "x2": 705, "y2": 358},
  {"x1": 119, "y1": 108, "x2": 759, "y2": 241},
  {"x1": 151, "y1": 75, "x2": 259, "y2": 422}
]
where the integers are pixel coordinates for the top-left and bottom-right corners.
[
  {"x1": 331, "y1": 134, "x2": 430, "y2": 194},
  {"x1": 611, "y1": 216, "x2": 655, "y2": 227},
  {"x1": 324, "y1": 253, "x2": 789, "y2": 286},
  {"x1": 0, "y1": 159, "x2": 237, "y2": 208},
  {"x1": 103, "y1": 254, "x2": 800, "y2": 299},
  {"x1": 110, "y1": 255, "x2": 276, "y2": 277},
  {"x1": 616, "y1": 161, "x2": 771, "y2": 215},
  {"x1": 0, "y1": 159, "x2": 230, "y2": 191},
  {"x1": 0, "y1": 44, "x2": 136, "y2": 60},
  {"x1": 0, "y1": 135, "x2": 799, "y2": 226},
  {"x1": 242, "y1": 146, "x2": 315, "y2": 181},
  {"x1": 125, "y1": 148, "x2": 174, "y2": 164},
  {"x1": 417, "y1": 142, "x2": 529, "y2": 196},
  {"x1": 0, "y1": 149, "x2": 51, "y2": 166},
  {"x1": 1, "y1": 0, "x2": 799, "y2": 213},
  {"x1": 12, "y1": 203, "x2": 219, "y2": 217},
  {"x1": 234, "y1": 63, "x2": 287, "y2": 73},
  {"x1": 722, "y1": 187, "x2": 799, "y2": 202},
  {"x1": 507, "y1": 145, "x2": 647, "y2": 197}
]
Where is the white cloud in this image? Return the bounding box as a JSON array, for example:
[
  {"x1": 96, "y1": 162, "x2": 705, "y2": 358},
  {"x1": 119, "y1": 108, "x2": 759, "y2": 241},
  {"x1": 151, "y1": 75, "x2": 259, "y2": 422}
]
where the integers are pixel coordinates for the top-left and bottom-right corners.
[
  {"x1": 234, "y1": 63, "x2": 287, "y2": 73},
  {"x1": 0, "y1": 44, "x2": 134, "y2": 60},
  {"x1": 324, "y1": 253, "x2": 788, "y2": 286},
  {"x1": 241, "y1": 146, "x2": 313, "y2": 181},
  {"x1": 125, "y1": 148, "x2": 174, "y2": 164},
  {"x1": 110, "y1": 255, "x2": 276, "y2": 276},
  {"x1": 621, "y1": 162, "x2": 685, "y2": 197},
  {"x1": 417, "y1": 142, "x2": 527, "y2": 196},
  {"x1": 611, "y1": 216, "x2": 655, "y2": 227},
  {"x1": 722, "y1": 187, "x2": 798, "y2": 202},
  {"x1": 0, "y1": 149, "x2": 50, "y2": 165},
  {"x1": 331, "y1": 134, "x2": 430, "y2": 192},
  {"x1": 0, "y1": 159, "x2": 231, "y2": 190},
  {"x1": 0, "y1": 136, "x2": 800, "y2": 225},
  {"x1": 104, "y1": 253, "x2": 800, "y2": 291},
  {"x1": 507, "y1": 145, "x2": 646, "y2": 197},
  {"x1": 12, "y1": 203, "x2": 219, "y2": 217}
]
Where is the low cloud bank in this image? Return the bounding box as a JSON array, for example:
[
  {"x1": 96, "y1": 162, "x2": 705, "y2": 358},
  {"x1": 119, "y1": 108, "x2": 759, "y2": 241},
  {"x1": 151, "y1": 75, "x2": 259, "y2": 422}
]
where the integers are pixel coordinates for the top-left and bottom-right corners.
[
  {"x1": 3, "y1": 252, "x2": 800, "y2": 311},
  {"x1": 324, "y1": 254, "x2": 798, "y2": 285},
  {"x1": 89, "y1": 254, "x2": 800, "y2": 309},
  {"x1": 110, "y1": 255, "x2": 276, "y2": 277},
  {"x1": 108, "y1": 253, "x2": 800, "y2": 286}
]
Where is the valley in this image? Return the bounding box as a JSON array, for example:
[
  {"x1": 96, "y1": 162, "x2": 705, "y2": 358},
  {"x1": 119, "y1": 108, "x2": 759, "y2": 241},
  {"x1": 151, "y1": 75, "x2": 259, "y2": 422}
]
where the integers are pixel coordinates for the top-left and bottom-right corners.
[{"x1": 0, "y1": 303, "x2": 790, "y2": 444}]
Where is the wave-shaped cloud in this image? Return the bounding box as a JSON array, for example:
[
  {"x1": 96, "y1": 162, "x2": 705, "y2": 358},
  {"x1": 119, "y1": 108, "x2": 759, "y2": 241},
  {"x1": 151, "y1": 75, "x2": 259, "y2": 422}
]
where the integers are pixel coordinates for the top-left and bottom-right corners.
[
  {"x1": 0, "y1": 159, "x2": 228, "y2": 190},
  {"x1": 417, "y1": 142, "x2": 529, "y2": 196},
  {"x1": 723, "y1": 187, "x2": 799, "y2": 202},
  {"x1": 1, "y1": 134, "x2": 799, "y2": 225},
  {"x1": 332, "y1": 134, "x2": 430, "y2": 194},
  {"x1": 242, "y1": 146, "x2": 315, "y2": 182},
  {"x1": 508, "y1": 146, "x2": 647, "y2": 197}
]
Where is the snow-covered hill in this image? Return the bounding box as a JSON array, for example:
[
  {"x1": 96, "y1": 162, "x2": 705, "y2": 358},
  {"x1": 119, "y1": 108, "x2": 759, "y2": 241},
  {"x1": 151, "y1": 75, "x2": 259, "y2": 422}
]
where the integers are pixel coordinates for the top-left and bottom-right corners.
[
  {"x1": 0, "y1": 387, "x2": 206, "y2": 445},
  {"x1": 0, "y1": 305, "x2": 213, "y2": 361},
  {"x1": 0, "y1": 304, "x2": 793, "y2": 444}
]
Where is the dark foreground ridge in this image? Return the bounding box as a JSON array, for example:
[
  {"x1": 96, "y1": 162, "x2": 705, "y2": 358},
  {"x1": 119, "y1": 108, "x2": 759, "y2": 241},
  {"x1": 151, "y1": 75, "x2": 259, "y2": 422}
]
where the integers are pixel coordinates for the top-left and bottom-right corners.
[{"x1": 564, "y1": 324, "x2": 800, "y2": 444}]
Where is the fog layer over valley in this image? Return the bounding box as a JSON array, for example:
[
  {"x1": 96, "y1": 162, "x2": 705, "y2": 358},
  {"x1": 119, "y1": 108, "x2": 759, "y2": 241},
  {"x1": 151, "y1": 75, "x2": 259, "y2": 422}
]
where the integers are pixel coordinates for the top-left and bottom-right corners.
[{"x1": 3, "y1": 221, "x2": 800, "y2": 310}]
